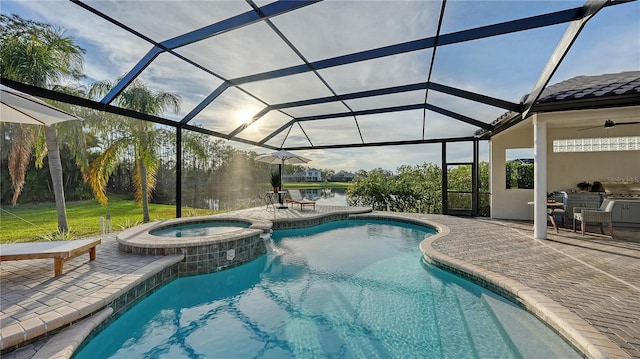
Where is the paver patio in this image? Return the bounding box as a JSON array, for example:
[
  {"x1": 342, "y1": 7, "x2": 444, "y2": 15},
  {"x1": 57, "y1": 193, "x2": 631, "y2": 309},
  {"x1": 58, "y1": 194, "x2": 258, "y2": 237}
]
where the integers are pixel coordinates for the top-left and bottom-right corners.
[{"x1": 1, "y1": 205, "x2": 638, "y2": 358}]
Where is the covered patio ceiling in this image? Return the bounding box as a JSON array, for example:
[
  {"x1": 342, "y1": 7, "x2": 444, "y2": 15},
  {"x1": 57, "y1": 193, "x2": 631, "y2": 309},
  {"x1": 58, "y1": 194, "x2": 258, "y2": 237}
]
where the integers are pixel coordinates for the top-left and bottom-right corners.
[{"x1": 2, "y1": 0, "x2": 637, "y2": 151}]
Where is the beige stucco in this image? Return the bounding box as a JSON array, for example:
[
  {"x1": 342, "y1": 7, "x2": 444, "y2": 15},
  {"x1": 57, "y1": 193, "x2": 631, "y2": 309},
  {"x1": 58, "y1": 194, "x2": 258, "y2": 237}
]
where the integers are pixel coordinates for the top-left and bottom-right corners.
[{"x1": 491, "y1": 106, "x2": 640, "y2": 220}]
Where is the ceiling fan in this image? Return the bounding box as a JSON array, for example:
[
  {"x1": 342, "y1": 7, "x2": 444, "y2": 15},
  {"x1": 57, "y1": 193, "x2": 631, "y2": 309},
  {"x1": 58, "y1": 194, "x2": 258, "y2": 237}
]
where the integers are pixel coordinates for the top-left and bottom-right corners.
[{"x1": 578, "y1": 119, "x2": 640, "y2": 131}]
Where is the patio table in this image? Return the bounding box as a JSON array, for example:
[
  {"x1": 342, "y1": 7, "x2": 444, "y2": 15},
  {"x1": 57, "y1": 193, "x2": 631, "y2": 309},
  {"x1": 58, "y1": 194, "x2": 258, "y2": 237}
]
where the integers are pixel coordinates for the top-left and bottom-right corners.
[{"x1": 266, "y1": 191, "x2": 288, "y2": 210}]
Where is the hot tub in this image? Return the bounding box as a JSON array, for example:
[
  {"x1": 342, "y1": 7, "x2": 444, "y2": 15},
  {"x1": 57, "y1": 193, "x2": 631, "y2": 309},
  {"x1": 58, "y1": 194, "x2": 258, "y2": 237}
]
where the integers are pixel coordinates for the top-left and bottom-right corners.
[
  {"x1": 149, "y1": 220, "x2": 250, "y2": 237},
  {"x1": 117, "y1": 217, "x2": 270, "y2": 275}
]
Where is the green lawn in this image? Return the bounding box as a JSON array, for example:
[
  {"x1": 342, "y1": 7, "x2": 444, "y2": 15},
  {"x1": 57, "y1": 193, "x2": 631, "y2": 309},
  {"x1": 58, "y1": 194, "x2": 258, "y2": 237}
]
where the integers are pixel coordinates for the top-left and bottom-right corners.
[
  {"x1": 0, "y1": 182, "x2": 352, "y2": 243},
  {"x1": 0, "y1": 195, "x2": 217, "y2": 244}
]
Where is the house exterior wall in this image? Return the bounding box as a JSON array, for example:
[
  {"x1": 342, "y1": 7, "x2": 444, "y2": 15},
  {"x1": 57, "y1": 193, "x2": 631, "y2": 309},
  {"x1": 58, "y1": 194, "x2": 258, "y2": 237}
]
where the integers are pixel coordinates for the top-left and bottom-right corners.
[
  {"x1": 283, "y1": 169, "x2": 322, "y2": 182},
  {"x1": 491, "y1": 106, "x2": 640, "y2": 221},
  {"x1": 306, "y1": 169, "x2": 321, "y2": 181}
]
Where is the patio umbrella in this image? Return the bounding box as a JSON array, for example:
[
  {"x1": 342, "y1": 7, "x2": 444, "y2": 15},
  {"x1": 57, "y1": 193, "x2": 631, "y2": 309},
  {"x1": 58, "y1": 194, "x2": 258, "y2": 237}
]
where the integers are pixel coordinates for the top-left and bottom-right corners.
[
  {"x1": 1, "y1": 84, "x2": 81, "y2": 126},
  {"x1": 255, "y1": 150, "x2": 311, "y2": 205}
]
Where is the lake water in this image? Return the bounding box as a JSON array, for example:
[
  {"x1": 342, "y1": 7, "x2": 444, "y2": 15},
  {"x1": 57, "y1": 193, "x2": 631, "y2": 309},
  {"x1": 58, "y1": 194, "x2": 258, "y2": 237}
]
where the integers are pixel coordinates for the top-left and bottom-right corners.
[{"x1": 298, "y1": 188, "x2": 348, "y2": 206}]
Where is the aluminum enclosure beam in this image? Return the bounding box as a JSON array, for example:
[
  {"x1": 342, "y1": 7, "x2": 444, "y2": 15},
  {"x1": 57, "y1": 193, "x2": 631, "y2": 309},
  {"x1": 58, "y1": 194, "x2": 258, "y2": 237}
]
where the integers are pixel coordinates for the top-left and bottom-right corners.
[
  {"x1": 0, "y1": 78, "x2": 278, "y2": 150},
  {"x1": 229, "y1": 6, "x2": 593, "y2": 86},
  {"x1": 230, "y1": 82, "x2": 517, "y2": 138},
  {"x1": 283, "y1": 136, "x2": 478, "y2": 151},
  {"x1": 218, "y1": 6, "x2": 592, "y2": 142},
  {"x1": 80, "y1": 0, "x2": 321, "y2": 105},
  {"x1": 522, "y1": 0, "x2": 609, "y2": 119}
]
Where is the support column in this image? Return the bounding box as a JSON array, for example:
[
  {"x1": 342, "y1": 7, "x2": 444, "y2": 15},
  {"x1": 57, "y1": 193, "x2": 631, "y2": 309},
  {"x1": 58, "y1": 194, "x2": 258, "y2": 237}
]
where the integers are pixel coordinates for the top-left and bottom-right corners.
[
  {"x1": 441, "y1": 142, "x2": 448, "y2": 215},
  {"x1": 176, "y1": 127, "x2": 182, "y2": 218},
  {"x1": 533, "y1": 115, "x2": 547, "y2": 239}
]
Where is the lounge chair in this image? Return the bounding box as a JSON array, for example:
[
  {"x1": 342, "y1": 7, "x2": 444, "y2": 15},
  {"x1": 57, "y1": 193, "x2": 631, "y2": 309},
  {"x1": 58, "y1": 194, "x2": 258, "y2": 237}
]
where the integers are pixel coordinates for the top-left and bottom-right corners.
[
  {"x1": 0, "y1": 238, "x2": 101, "y2": 276},
  {"x1": 573, "y1": 199, "x2": 615, "y2": 236},
  {"x1": 286, "y1": 189, "x2": 316, "y2": 211}
]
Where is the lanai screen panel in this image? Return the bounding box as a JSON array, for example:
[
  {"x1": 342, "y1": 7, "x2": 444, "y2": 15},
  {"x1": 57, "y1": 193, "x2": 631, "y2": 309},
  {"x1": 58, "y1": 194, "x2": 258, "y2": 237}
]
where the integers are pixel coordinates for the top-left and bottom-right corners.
[
  {"x1": 431, "y1": 25, "x2": 568, "y2": 103},
  {"x1": 175, "y1": 21, "x2": 305, "y2": 80},
  {"x1": 84, "y1": 1, "x2": 253, "y2": 42},
  {"x1": 425, "y1": 92, "x2": 505, "y2": 131},
  {"x1": 298, "y1": 117, "x2": 364, "y2": 147},
  {"x1": 234, "y1": 111, "x2": 293, "y2": 143},
  {"x1": 317, "y1": 50, "x2": 434, "y2": 95},
  {"x1": 132, "y1": 53, "x2": 225, "y2": 122},
  {"x1": 347, "y1": 90, "x2": 427, "y2": 110},
  {"x1": 239, "y1": 72, "x2": 336, "y2": 104},
  {"x1": 194, "y1": 87, "x2": 267, "y2": 134},
  {"x1": 423, "y1": 111, "x2": 482, "y2": 140},
  {"x1": 278, "y1": 102, "x2": 352, "y2": 119},
  {"x1": 270, "y1": 0, "x2": 441, "y2": 61},
  {"x1": 357, "y1": 110, "x2": 425, "y2": 143},
  {"x1": 440, "y1": 1, "x2": 583, "y2": 33}
]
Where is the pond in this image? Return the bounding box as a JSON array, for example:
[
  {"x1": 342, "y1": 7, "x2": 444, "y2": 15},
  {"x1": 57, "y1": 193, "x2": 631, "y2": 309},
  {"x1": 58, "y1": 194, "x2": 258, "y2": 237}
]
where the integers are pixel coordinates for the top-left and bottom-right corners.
[{"x1": 297, "y1": 187, "x2": 348, "y2": 206}]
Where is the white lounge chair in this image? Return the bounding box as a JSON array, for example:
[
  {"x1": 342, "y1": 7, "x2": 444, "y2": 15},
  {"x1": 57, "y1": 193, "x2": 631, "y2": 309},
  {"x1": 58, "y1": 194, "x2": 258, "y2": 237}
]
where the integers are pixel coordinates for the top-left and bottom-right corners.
[{"x1": 286, "y1": 189, "x2": 316, "y2": 211}]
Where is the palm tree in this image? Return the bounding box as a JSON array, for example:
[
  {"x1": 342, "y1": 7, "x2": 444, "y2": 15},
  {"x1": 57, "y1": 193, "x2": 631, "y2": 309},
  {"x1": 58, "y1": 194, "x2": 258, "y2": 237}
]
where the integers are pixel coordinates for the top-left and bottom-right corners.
[
  {"x1": 0, "y1": 14, "x2": 84, "y2": 232},
  {"x1": 89, "y1": 78, "x2": 181, "y2": 222}
]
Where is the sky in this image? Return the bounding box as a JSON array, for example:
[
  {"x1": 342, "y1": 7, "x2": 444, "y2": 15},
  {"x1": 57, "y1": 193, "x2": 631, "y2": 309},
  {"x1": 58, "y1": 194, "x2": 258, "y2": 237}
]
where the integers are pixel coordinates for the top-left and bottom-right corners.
[{"x1": 2, "y1": 0, "x2": 639, "y2": 173}]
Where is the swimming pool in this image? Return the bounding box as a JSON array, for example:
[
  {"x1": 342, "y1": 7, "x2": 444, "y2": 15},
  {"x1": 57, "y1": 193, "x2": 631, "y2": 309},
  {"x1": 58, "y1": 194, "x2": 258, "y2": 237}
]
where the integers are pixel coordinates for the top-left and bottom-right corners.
[{"x1": 75, "y1": 219, "x2": 581, "y2": 358}]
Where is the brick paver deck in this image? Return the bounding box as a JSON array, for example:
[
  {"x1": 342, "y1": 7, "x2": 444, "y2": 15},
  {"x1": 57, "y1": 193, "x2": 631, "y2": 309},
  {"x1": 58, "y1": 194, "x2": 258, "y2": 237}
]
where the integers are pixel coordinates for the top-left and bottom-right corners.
[
  {"x1": 414, "y1": 214, "x2": 640, "y2": 359},
  {"x1": 1, "y1": 206, "x2": 639, "y2": 358}
]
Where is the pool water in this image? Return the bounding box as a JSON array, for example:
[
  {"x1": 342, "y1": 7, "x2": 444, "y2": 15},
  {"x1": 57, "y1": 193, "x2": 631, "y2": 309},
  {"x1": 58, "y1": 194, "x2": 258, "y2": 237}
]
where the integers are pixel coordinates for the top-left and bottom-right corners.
[
  {"x1": 75, "y1": 219, "x2": 581, "y2": 358},
  {"x1": 150, "y1": 221, "x2": 249, "y2": 237}
]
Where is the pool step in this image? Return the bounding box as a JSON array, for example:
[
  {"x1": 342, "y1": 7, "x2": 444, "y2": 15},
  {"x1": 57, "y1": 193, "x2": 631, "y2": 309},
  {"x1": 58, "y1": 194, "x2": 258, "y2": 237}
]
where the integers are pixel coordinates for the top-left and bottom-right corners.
[
  {"x1": 452, "y1": 284, "x2": 515, "y2": 358},
  {"x1": 482, "y1": 293, "x2": 581, "y2": 359},
  {"x1": 430, "y1": 275, "x2": 477, "y2": 358}
]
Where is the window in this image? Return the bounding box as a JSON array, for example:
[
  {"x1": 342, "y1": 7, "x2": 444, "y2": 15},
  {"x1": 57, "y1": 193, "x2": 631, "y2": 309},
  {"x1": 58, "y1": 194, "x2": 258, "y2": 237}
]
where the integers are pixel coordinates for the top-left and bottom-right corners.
[
  {"x1": 553, "y1": 136, "x2": 640, "y2": 152},
  {"x1": 505, "y1": 148, "x2": 534, "y2": 189}
]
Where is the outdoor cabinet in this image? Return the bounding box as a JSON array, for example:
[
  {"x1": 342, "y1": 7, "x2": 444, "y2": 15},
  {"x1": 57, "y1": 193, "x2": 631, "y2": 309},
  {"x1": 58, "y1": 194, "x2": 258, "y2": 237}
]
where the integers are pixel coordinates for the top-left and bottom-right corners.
[{"x1": 611, "y1": 200, "x2": 640, "y2": 225}]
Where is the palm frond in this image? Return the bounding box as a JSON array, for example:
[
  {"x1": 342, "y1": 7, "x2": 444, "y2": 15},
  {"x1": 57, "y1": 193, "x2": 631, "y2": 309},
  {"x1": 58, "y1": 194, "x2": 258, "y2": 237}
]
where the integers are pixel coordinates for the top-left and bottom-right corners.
[
  {"x1": 8, "y1": 125, "x2": 38, "y2": 204},
  {"x1": 88, "y1": 139, "x2": 126, "y2": 205}
]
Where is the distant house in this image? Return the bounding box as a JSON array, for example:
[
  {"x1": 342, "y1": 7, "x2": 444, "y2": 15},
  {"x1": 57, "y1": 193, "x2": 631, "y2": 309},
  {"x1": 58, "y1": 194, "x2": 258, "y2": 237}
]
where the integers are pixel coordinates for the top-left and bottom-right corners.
[
  {"x1": 305, "y1": 168, "x2": 322, "y2": 182},
  {"x1": 283, "y1": 168, "x2": 322, "y2": 182},
  {"x1": 330, "y1": 171, "x2": 355, "y2": 182}
]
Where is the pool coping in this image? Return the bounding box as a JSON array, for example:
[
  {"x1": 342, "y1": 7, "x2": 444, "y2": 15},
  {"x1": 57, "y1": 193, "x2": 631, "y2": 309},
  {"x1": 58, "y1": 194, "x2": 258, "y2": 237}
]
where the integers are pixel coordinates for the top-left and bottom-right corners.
[
  {"x1": 0, "y1": 254, "x2": 184, "y2": 355},
  {"x1": 23, "y1": 210, "x2": 629, "y2": 359},
  {"x1": 117, "y1": 216, "x2": 267, "y2": 250}
]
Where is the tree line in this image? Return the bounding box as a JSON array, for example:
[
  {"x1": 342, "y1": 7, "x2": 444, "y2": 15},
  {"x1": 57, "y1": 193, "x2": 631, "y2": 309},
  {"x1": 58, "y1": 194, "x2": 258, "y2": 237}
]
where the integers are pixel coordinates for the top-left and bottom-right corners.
[
  {"x1": 347, "y1": 162, "x2": 490, "y2": 216},
  {"x1": 0, "y1": 14, "x2": 288, "y2": 231}
]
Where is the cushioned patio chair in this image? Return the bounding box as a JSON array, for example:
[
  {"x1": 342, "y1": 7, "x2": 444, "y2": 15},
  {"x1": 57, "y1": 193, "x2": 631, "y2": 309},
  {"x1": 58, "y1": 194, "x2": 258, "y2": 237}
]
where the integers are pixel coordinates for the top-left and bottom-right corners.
[
  {"x1": 573, "y1": 199, "x2": 615, "y2": 236},
  {"x1": 286, "y1": 189, "x2": 316, "y2": 211},
  {"x1": 551, "y1": 192, "x2": 568, "y2": 228}
]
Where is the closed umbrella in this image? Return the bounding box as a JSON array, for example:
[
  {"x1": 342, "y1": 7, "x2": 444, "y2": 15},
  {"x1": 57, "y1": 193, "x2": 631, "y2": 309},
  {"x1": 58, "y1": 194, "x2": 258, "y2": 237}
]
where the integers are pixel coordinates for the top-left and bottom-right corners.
[
  {"x1": 1, "y1": 84, "x2": 81, "y2": 126},
  {"x1": 255, "y1": 150, "x2": 311, "y2": 207}
]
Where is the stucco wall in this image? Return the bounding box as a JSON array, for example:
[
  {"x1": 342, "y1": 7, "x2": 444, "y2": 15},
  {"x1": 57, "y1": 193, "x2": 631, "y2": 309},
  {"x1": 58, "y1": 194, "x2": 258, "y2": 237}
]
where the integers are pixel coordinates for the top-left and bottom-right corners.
[{"x1": 491, "y1": 106, "x2": 640, "y2": 221}]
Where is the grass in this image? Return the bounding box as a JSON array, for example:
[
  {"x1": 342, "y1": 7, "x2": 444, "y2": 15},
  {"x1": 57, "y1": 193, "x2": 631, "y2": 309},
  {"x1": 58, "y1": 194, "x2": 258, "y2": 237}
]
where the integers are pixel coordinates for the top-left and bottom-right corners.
[
  {"x1": 0, "y1": 194, "x2": 218, "y2": 244},
  {"x1": 0, "y1": 182, "x2": 352, "y2": 243}
]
